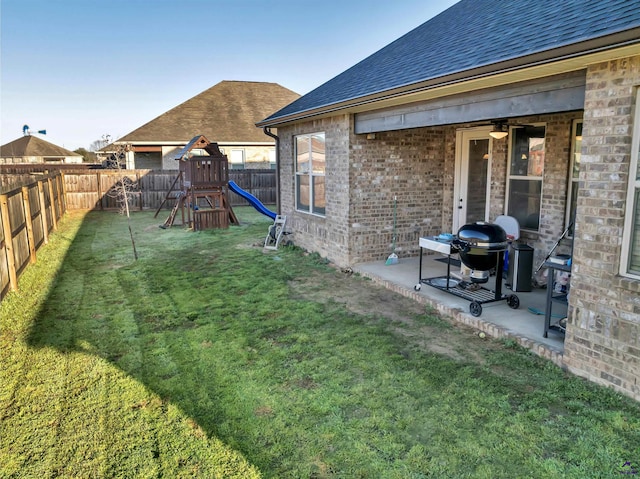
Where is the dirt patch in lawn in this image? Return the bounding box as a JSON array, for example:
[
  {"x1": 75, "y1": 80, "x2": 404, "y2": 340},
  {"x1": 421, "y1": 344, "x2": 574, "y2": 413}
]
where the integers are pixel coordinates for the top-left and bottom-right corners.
[{"x1": 288, "y1": 268, "x2": 495, "y2": 364}]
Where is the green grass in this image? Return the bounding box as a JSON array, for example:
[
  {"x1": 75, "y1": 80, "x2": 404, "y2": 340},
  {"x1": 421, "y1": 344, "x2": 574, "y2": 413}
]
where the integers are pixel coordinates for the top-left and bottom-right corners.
[{"x1": 1, "y1": 208, "x2": 639, "y2": 478}]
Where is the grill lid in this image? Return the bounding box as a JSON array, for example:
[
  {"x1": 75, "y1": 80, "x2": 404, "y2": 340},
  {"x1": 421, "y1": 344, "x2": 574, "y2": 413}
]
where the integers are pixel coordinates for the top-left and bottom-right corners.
[{"x1": 457, "y1": 222, "x2": 507, "y2": 251}]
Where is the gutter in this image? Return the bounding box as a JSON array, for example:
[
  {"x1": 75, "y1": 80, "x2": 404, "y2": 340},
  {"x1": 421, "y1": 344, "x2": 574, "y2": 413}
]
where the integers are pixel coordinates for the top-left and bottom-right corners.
[{"x1": 262, "y1": 127, "x2": 281, "y2": 215}]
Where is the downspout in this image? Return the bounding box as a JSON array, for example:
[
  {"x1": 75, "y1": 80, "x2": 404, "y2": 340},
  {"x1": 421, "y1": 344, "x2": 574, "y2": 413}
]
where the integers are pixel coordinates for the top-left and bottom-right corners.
[{"x1": 263, "y1": 127, "x2": 281, "y2": 215}]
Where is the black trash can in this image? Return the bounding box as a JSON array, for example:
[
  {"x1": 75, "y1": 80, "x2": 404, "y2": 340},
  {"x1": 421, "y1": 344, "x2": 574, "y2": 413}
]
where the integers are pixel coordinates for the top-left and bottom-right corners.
[{"x1": 507, "y1": 243, "x2": 534, "y2": 292}]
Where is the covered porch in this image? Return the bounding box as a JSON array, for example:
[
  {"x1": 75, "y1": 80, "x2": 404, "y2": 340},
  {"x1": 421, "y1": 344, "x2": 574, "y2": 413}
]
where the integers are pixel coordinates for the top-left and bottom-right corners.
[{"x1": 354, "y1": 252, "x2": 566, "y2": 365}]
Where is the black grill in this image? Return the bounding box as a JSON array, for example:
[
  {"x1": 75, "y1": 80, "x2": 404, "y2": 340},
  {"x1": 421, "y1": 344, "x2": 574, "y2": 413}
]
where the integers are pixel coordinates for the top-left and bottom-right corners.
[{"x1": 454, "y1": 222, "x2": 508, "y2": 271}]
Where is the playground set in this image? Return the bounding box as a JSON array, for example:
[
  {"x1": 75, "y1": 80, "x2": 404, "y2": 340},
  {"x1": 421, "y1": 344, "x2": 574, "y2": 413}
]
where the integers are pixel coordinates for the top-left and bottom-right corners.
[{"x1": 155, "y1": 135, "x2": 287, "y2": 249}]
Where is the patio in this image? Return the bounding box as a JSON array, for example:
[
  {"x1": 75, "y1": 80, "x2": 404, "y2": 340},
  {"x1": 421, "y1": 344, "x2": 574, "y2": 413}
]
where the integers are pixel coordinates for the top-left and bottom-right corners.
[{"x1": 354, "y1": 252, "x2": 567, "y2": 366}]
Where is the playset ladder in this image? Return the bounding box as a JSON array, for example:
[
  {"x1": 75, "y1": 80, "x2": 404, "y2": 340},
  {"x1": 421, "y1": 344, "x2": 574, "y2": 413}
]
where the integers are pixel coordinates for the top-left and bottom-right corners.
[
  {"x1": 161, "y1": 192, "x2": 185, "y2": 228},
  {"x1": 154, "y1": 171, "x2": 183, "y2": 220}
]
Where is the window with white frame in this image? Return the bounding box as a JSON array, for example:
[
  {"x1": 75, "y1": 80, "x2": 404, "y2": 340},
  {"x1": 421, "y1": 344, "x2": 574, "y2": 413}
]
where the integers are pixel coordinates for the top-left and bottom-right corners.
[
  {"x1": 621, "y1": 93, "x2": 640, "y2": 278},
  {"x1": 230, "y1": 149, "x2": 245, "y2": 169},
  {"x1": 295, "y1": 133, "x2": 326, "y2": 215},
  {"x1": 269, "y1": 148, "x2": 276, "y2": 170},
  {"x1": 566, "y1": 120, "x2": 582, "y2": 236},
  {"x1": 507, "y1": 125, "x2": 546, "y2": 230}
]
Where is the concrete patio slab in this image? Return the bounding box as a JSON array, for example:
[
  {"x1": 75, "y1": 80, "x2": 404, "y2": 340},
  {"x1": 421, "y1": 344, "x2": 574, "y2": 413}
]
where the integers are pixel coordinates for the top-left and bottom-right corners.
[{"x1": 353, "y1": 254, "x2": 566, "y2": 366}]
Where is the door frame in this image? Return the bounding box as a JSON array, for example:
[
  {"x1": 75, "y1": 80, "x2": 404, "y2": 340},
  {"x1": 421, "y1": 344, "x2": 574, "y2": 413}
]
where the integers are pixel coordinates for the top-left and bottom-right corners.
[{"x1": 453, "y1": 127, "x2": 494, "y2": 233}]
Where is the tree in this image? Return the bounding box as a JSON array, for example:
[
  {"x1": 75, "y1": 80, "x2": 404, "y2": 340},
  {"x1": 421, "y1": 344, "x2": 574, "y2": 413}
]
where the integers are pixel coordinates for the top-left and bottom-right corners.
[
  {"x1": 89, "y1": 134, "x2": 112, "y2": 152},
  {"x1": 74, "y1": 148, "x2": 97, "y2": 163},
  {"x1": 105, "y1": 143, "x2": 139, "y2": 260}
]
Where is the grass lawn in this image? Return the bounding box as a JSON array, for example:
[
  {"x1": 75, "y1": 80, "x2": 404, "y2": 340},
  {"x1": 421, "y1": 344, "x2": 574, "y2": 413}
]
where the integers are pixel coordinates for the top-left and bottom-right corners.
[{"x1": 1, "y1": 207, "x2": 639, "y2": 478}]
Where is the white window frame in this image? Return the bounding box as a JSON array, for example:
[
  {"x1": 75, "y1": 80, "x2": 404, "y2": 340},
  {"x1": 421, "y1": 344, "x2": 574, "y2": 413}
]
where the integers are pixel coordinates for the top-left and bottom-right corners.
[
  {"x1": 565, "y1": 119, "x2": 583, "y2": 237},
  {"x1": 295, "y1": 132, "x2": 326, "y2": 216},
  {"x1": 230, "y1": 149, "x2": 245, "y2": 169},
  {"x1": 269, "y1": 147, "x2": 276, "y2": 170},
  {"x1": 505, "y1": 123, "x2": 546, "y2": 232},
  {"x1": 620, "y1": 91, "x2": 640, "y2": 279}
]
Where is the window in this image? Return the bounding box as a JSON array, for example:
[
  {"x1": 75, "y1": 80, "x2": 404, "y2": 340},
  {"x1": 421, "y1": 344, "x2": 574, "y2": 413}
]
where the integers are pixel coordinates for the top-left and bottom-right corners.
[
  {"x1": 507, "y1": 125, "x2": 546, "y2": 230},
  {"x1": 295, "y1": 133, "x2": 325, "y2": 215},
  {"x1": 622, "y1": 94, "x2": 640, "y2": 278},
  {"x1": 230, "y1": 149, "x2": 245, "y2": 170},
  {"x1": 269, "y1": 148, "x2": 276, "y2": 170},
  {"x1": 566, "y1": 120, "x2": 582, "y2": 236}
]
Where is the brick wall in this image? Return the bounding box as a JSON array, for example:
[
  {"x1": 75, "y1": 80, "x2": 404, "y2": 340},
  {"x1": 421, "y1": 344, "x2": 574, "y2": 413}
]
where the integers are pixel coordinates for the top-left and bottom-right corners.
[
  {"x1": 348, "y1": 127, "x2": 448, "y2": 264},
  {"x1": 280, "y1": 112, "x2": 583, "y2": 268},
  {"x1": 345, "y1": 115, "x2": 582, "y2": 266},
  {"x1": 563, "y1": 55, "x2": 640, "y2": 401},
  {"x1": 278, "y1": 117, "x2": 449, "y2": 266},
  {"x1": 278, "y1": 115, "x2": 352, "y2": 265}
]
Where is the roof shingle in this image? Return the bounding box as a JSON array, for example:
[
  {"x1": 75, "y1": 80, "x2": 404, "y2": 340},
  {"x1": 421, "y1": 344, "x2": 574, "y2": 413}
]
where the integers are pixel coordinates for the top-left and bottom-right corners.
[
  {"x1": 262, "y1": 0, "x2": 640, "y2": 124},
  {"x1": 0, "y1": 135, "x2": 81, "y2": 158},
  {"x1": 118, "y1": 81, "x2": 299, "y2": 143}
]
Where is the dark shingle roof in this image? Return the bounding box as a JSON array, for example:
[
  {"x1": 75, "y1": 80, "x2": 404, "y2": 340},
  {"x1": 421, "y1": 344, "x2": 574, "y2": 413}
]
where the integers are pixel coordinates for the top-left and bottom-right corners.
[
  {"x1": 0, "y1": 135, "x2": 81, "y2": 158},
  {"x1": 118, "y1": 81, "x2": 299, "y2": 143},
  {"x1": 262, "y1": 0, "x2": 640, "y2": 124}
]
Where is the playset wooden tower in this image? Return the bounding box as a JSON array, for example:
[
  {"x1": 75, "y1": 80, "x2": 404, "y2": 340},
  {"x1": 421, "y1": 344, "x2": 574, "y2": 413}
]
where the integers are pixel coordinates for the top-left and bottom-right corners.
[{"x1": 155, "y1": 135, "x2": 239, "y2": 230}]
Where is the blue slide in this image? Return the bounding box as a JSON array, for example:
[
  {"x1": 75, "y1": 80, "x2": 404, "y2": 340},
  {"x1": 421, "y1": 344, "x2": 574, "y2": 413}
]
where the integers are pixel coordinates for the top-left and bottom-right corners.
[{"x1": 228, "y1": 180, "x2": 277, "y2": 220}]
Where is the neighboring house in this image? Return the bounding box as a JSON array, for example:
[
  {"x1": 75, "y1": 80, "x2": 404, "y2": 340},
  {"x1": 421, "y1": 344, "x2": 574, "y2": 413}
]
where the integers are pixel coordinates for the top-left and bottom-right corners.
[
  {"x1": 0, "y1": 135, "x2": 83, "y2": 164},
  {"x1": 257, "y1": 0, "x2": 640, "y2": 400},
  {"x1": 108, "y1": 81, "x2": 299, "y2": 170}
]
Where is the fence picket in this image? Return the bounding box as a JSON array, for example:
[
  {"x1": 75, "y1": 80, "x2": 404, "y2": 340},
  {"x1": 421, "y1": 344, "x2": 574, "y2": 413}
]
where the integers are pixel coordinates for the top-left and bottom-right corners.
[
  {"x1": 0, "y1": 194, "x2": 18, "y2": 294},
  {"x1": 21, "y1": 186, "x2": 36, "y2": 264}
]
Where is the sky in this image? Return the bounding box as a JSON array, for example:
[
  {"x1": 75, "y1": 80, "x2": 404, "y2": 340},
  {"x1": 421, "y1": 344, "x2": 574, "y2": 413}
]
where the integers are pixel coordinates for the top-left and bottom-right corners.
[{"x1": 0, "y1": 0, "x2": 458, "y2": 151}]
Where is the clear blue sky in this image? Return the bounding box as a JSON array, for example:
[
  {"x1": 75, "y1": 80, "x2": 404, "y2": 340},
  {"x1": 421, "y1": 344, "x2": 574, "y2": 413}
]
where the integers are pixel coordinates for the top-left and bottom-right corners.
[{"x1": 1, "y1": 0, "x2": 458, "y2": 151}]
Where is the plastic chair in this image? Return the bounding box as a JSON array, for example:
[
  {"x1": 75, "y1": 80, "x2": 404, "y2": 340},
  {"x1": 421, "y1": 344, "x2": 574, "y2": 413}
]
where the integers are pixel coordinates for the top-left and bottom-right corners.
[
  {"x1": 494, "y1": 215, "x2": 520, "y2": 241},
  {"x1": 494, "y1": 215, "x2": 520, "y2": 276}
]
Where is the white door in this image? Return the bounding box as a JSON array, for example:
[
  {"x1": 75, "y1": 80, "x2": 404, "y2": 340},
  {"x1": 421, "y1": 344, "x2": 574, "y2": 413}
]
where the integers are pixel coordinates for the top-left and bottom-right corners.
[{"x1": 453, "y1": 128, "x2": 493, "y2": 232}]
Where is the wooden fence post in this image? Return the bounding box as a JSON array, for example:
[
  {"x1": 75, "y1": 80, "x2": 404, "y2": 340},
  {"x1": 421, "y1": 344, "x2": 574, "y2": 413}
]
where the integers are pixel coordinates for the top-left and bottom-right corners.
[
  {"x1": 47, "y1": 177, "x2": 58, "y2": 230},
  {"x1": 59, "y1": 172, "x2": 68, "y2": 212},
  {"x1": 38, "y1": 179, "x2": 49, "y2": 245},
  {"x1": 137, "y1": 171, "x2": 142, "y2": 210},
  {"x1": 21, "y1": 186, "x2": 37, "y2": 264},
  {"x1": 97, "y1": 171, "x2": 103, "y2": 210},
  {"x1": 0, "y1": 194, "x2": 18, "y2": 292}
]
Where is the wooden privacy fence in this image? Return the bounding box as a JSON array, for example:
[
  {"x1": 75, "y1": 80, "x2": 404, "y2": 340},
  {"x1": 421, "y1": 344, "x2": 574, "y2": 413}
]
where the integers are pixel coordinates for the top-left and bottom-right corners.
[
  {"x1": 0, "y1": 173, "x2": 65, "y2": 300},
  {"x1": 0, "y1": 168, "x2": 275, "y2": 300},
  {"x1": 63, "y1": 169, "x2": 276, "y2": 210}
]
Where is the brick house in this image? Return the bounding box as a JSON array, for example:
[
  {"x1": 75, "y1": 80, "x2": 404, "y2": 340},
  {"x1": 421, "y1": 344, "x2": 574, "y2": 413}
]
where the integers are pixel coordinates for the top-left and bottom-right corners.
[
  {"x1": 109, "y1": 81, "x2": 299, "y2": 170},
  {"x1": 257, "y1": 1, "x2": 640, "y2": 400}
]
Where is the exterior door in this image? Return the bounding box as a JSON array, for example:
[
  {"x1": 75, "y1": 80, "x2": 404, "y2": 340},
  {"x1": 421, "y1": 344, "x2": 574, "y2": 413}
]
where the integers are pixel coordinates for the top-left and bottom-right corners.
[{"x1": 454, "y1": 128, "x2": 492, "y2": 232}]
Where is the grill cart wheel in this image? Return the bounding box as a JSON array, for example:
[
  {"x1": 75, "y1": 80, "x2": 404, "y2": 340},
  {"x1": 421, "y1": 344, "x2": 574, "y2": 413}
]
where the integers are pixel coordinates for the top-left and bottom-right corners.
[
  {"x1": 469, "y1": 301, "x2": 483, "y2": 317},
  {"x1": 507, "y1": 294, "x2": 520, "y2": 309}
]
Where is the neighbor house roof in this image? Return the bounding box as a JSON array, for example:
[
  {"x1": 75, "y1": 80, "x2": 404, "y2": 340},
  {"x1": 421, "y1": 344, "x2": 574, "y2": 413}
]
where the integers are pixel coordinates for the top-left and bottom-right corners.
[
  {"x1": 258, "y1": 0, "x2": 640, "y2": 127},
  {"x1": 0, "y1": 135, "x2": 81, "y2": 159},
  {"x1": 118, "y1": 81, "x2": 300, "y2": 144}
]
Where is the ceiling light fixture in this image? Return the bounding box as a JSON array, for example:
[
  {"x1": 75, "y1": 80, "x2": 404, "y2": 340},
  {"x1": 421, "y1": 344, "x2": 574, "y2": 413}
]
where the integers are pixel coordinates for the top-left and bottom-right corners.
[{"x1": 489, "y1": 121, "x2": 508, "y2": 139}]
